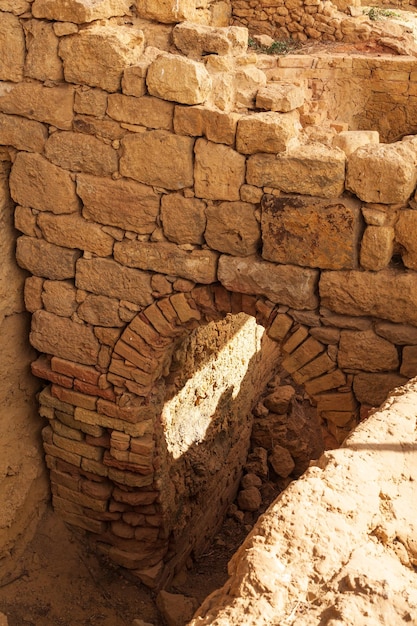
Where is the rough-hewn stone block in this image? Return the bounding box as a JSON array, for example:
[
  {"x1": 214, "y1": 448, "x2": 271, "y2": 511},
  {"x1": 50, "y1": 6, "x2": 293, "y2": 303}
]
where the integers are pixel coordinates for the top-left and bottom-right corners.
[
  {"x1": 107, "y1": 94, "x2": 174, "y2": 131},
  {"x1": 236, "y1": 111, "x2": 300, "y2": 154},
  {"x1": 360, "y1": 225, "x2": 394, "y2": 271},
  {"x1": 161, "y1": 193, "x2": 206, "y2": 244},
  {"x1": 261, "y1": 194, "x2": 362, "y2": 270},
  {"x1": 218, "y1": 255, "x2": 319, "y2": 309},
  {"x1": 42, "y1": 280, "x2": 78, "y2": 317},
  {"x1": 173, "y1": 23, "x2": 248, "y2": 57},
  {"x1": 136, "y1": 0, "x2": 195, "y2": 23},
  {"x1": 332, "y1": 130, "x2": 379, "y2": 156},
  {"x1": 147, "y1": 55, "x2": 212, "y2": 105},
  {"x1": 205, "y1": 202, "x2": 260, "y2": 256},
  {"x1": 0, "y1": 113, "x2": 47, "y2": 153},
  {"x1": 78, "y1": 295, "x2": 124, "y2": 328},
  {"x1": 38, "y1": 213, "x2": 114, "y2": 257},
  {"x1": 400, "y1": 345, "x2": 417, "y2": 378},
  {"x1": 32, "y1": 0, "x2": 131, "y2": 22},
  {"x1": 0, "y1": 12, "x2": 25, "y2": 82},
  {"x1": 16, "y1": 236, "x2": 80, "y2": 280},
  {"x1": 194, "y1": 139, "x2": 245, "y2": 201},
  {"x1": 256, "y1": 82, "x2": 306, "y2": 112},
  {"x1": 338, "y1": 330, "x2": 399, "y2": 372},
  {"x1": 375, "y1": 321, "x2": 417, "y2": 345},
  {"x1": 0, "y1": 82, "x2": 74, "y2": 129},
  {"x1": 353, "y1": 372, "x2": 407, "y2": 406},
  {"x1": 45, "y1": 131, "x2": 118, "y2": 176},
  {"x1": 395, "y1": 210, "x2": 417, "y2": 270},
  {"x1": 24, "y1": 19, "x2": 63, "y2": 82}
]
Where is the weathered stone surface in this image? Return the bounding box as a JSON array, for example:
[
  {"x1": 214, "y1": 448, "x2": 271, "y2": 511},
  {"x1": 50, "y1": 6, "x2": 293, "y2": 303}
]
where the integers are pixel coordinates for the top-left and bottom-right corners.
[
  {"x1": 320, "y1": 269, "x2": 417, "y2": 326},
  {"x1": 161, "y1": 193, "x2": 206, "y2": 244},
  {"x1": 76, "y1": 258, "x2": 153, "y2": 307},
  {"x1": 395, "y1": 210, "x2": 417, "y2": 270},
  {"x1": 114, "y1": 241, "x2": 218, "y2": 284},
  {"x1": 338, "y1": 330, "x2": 399, "y2": 372},
  {"x1": 375, "y1": 321, "x2": 417, "y2": 345},
  {"x1": 205, "y1": 202, "x2": 260, "y2": 256},
  {"x1": 282, "y1": 337, "x2": 324, "y2": 374},
  {"x1": 264, "y1": 386, "x2": 295, "y2": 414},
  {"x1": 24, "y1": 19, "x2": 63, "y2": 82},
  {"x1": 236, "y1": 111, "x2": 300, "y2": 155},
  {"x1": 121, "y1": 48, "x2": 162, "y2": 97},
  {"x1": 346, "y1": 139, "x2": 417, "y2": 203},
  {"x1": 37, "y1": 213, "x2": 114, "y2": 257},
  {"x1": 78, "y1": 295, "x2": 123, "y2": 327},
  {"x1": 218, "y1": 255, "x2": 319, "y2": 309},
  {"x1": 10, "y1": 153, "x2": 80, "y2": 214},
  {"x1": 194, "y1": 139, "x2": 245, "y2": 201},
  {"x1": 107, "y1": 94, "x2": 174, "y2": 131},
  {"x1": 156, "y1": 591, "x2": 199, "y2": 626},
  {"x1": 0, "y1": 82, "x2": 74, "y2": 129},
  {"x1": 120, "y1": 131, "x2": 194, "y2": 190},
  {"x1": 173, "y1": 23, "x2": 248, "y2": 57},
  {"x1": 147, "y1": 55, "x2": 212, "y2": 105},
  {"x1": 137, "y1": 0, "x2": 195, "y2": 23},
  {"x1": 234, "y1": 65, "x2": 267, "y2": 108},
  {"x1": 360, "y1": 225, "x2": 394, "y2": 271},
  {"x1": 361, "y1": 204, "x2": 398, "y2": 227},
  {"x1": 256, "y1": 82, "x2": 306, "y2": 112},
  {"x1": 267, "y1": 313, "x2": 293, "y2": 342},
  {"x1": 238, "y1": 486, "x2": 262, "y2": 511},
  {"x1": 353, "y1": 372, "x2": 407, "y2": 406},
  {"x1": 42, "y1": 280, "x2": 78, "y2": 317},
  {"x1": 304, "y1": 369, "x2": 346, "y2": 396},
  {"x1": 30, "y1": 310, "x2": 99, "y2": 365},
  {"x1": 0, "y1": 12, "x2": 24, "y2": 82},
  {"x1": 74, "y1": 87, "x2": 108, "y2": 117},
  {"x1": 0, "y1": 113, "x2": 47, "y2": 153},
  {"x1": 59, "y1": 25, "x2": 145, "y2": 92},
  {"x1": 261, "y1": 194, "x2": 362, "y2": 270},
  {"x1": 269, "y1": 445, "x2": 295, "y2": 478},
  {"x1": 14, "y1": 206, "x2": 38, "y2": 237},
  {"x1": 320, "y1": 309, "x2": 371, "y2": 330},
  {"x1": 0, "y1": 0, "x2": 29, "y2": 13},
  {"x1": 174, "y1": 106, "x2": 240, "y2": 145},
  {"x1": 45, "y1": 132, "x2": 118, "y2": 176},
  {"x1": 333, "y1": 130, "x2": 379, "y2": 156},
  {"x1": 16, "y1": 236, "x2": 80, "y2": 280},
  {"x1": 401, "y1": 345, "x2": 417, "y2": 377},
  {"x1": 247, "y1": 144, "x2": 346, "y2": 198},
  {"x1": 77, "y1": 174, "x2": 159, "y2": 235},
  {"x1": 32, "y1": 0, "x2": 131, "y2": 22}
]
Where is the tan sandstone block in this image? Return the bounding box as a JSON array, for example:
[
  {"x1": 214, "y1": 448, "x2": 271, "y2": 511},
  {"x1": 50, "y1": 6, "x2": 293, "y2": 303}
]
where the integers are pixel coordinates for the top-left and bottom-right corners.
[
  {"x1": 45, "y1": 131, "x2": 118, "y2": 176},
  {"x1": 24, "y1": 19, "x2": 63, "y2": 82},
  {"x1": 107, "y1": 94, "x2": 174, "y2": 131},
  {"x1": 267, "y1": 313, "x2": 293, "y2": 342},
  {"x1": 173, "y1": 23, "x2": 248, "y2": 56},
  {"x1": 77, "y1": 174, "x2": 159, "y2": 235},
  {"x1": 121, "y1": 48, "x2": 163, "y2": 97},
  {"x1": 256, "y1": 82, "x2": 306, "y2": 112},
  {"x1": 262, "y1": 194, "x2": 361, "y2": 270},
  {"x1": 16, "y1": 236, "x2": 80, "y2": 280},
  {"x1": 147, "y1": 55, "x2": 212, "y2": 105},
  {"x1": 236, "y1": 111, "x2": 300, "y2": 155},
  {"x1": 353, "y1": 372, "x2": 407, "y2": 406},
  {"x1": 42, "y1": 280, "x2": 78, "y2": 317},
  {"x1": 24, "y1": 276, "x2": 44, "y2": 313},
  {"x1": 37, "y1": 213, "x2": 114, "y2": 257},
  {"x1": 0, "y1": 82, "x2": 74, "y2": 129},
  {"x1": 76, "y1": 258, "x2": 153, "y2": 307},
  {"x1": 59, "y1": 25, "x2": 145, "y2": 92},
  {"x1": 394, "y1": 210, "x2": 417, "y2": 271},
  {"x1": 0, "y1": 12, "x2": 25, "y2": 82},
  {"x1": 375, "y1": 321, "x2": 417, "y2": 346},
  {"x1": 78, "y1": 295, "x2": 123, "y2": 327},
  {"x1": 218, "y1": 255, "x2": 318, "y2": 309},
  {"x1": 32, "y1": 0, "x2": 131, "y2": 22},
  {"x1": 194, "y1": 139, "x2": 245, "y2": 201},
  {"x1": 114, "y1": 241, "x2": 218, "y2": 284},
  {"x1": 360, "y1": 225, "x2": 394, "y2": 271},
  {"x1": 346, "y1": 139, "x2": 417, "y2": 203},
  {"x1": 174, "y1": 106, "x2": 240, "y2": 145},
  {"x1": 161, "y1": 193, "x2": 206, "y2": 244},
  {"x1": 74, "y1": 87, "x2": 108, "y2": 117},
  {"x1": 137, "y1": 0, "x2": 195, "y2": 23},
  {"x1": 120, "y1": 131, "x2": 194, "y2": 190},
  {"x1": 305, "y1": 369, "x2": 346, "y2": 396},
  {"x1": 332, "y1": 130, "x2": 379, "y2": 156},
  {"x1": 0, "y1": 0, "x2": 30, "y2": 13},
  {"x1": 338, "y1": 330, "x2": 399, "y2": 372},
  {"x1": 30, "y1": 310, "x2": 100, "y2": 365},
  {"x1": 320, "y1": 269, "x2": 417, "y2": 327},
  {"x1": 282, "y1": 337, "x2": 324, "y2": 374},
  {"x1": 400, "y1": 345, "x2": 417, "y2": 378},
  {"x1": 234, "y1": 65, "x2": 267, "y2": 109},
  {"x1": 10, "y1": 153, "x2": 79, "y2": 214},
  {"x1": 0, "y1": 113, "x2": 47, "y2": 153},
  {"x1": 247, "y1": 144, "x2": 345, "y2": 198},
  {"x1": 205, "y1": 202, "x2": 260, "y2": 256}
]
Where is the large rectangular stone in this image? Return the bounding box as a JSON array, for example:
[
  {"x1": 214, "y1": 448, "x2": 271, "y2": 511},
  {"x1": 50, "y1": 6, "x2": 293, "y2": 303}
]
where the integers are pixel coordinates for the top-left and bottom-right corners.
[
  {"x1": 16, "y1": 236, "x2": 80, "y2": 280},
  {"x1": 114, "y1": 241, "x2": 218, "y2": 284},
  {"x1": 32, "y1": 0, "x2": 132, "y2": 22},
  {"x1": 261, "y1": 194, "x2": 362, "y2": 270},
  {"x1": 107, "y1": 94, "x2": 174, "y2": 130},
  {"x1": 45, "y1": 131, "x2": 118, "y2": 176},
  {"x1": 0, "y1": 113, "x2": 47, "y2": 152},
  {"x1": 0, "y1": 13, "x2": 25, "y2": 81},
  {"x1": 37, "y1": 212, "x2": 114, "y2": 257},
  {"x1": 282, "y1": 337, "x2": 324, "y2": 374},
  {"x1": 0, "y1": 82, "x2": 74, "y2": 129}
]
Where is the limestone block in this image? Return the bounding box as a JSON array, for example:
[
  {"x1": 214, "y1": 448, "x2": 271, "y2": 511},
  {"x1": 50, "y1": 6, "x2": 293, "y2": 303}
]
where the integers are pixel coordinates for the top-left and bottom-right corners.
[
  {"x1": 173, "y1": 23, "x2": 248, "y2": 57},
  {"x1": 0, "y1": 113, "x2": 47, "y2": 153},
  {"x1": 78, "y1": 295, "x2": 123, "y2": 327},
  {"x1": 42, "y1": 280, "x2": 78, "y2": 317},
  {"x1": 332, "y1": 130, "x2": 379, "y2": 157},
  {"x1": 122, "y1": 48, "x2": 163, "y2": 97},
  {"x1": 394, "y1": 210, "x2": 417, "y2": 270},
  {"x1": 114, "y1": 241, "x2": 218, "y2": 284},
  {"x1": 10, "y1": 153, "x2": 80, "y2": 214},
  {"x1": 375, "y1": 321, "x2": 417, "y2": 346},
  {"x1": 194, "y1": 139, "x2": 245, "y2": 201},
  {"x1": 0, "y1": 0, "x2": 29, "y2": 13},
  {"x1": 401, "y1": 345, "x2": 417, "y2": 377},
  {"x1": 205, "y1": 201, "x2": 260, "y2": 256},
  {"x1": 161, "y1": 193, "x2": 206, "y2": 244},
  {"x1": 320, "y1": 269, "x2": 417, "y2": 326},
  {"x1": 120, "y1": 131, "x2": 194, "y2": 190},
  {"x1": 74, "y1": 87, "x2": 108, "y2": 117},
  {"x1": 136, "y1": 0, "x2": 195, "y2": 23},
  {"x1": 346, "y1": 139, "x2": 417, "y2": 203},
  {"x1": 247, "y1": 144, "x2": 346, "y2": 198},
  {"x1": 314, "y1": 391, "x2": 357, "y2": 413},
  {"x1": 304, "y1": 369, "x2": 346, "y2": 396},
  {"x1": 16, "y1": 236, "x2": 80, "y2": 280},
  {"x1": 261, "y1": 194, "x2": 362, "y2": 270},
  {"x1": 282, "y1": 337, "x2": 324, "y2": 374},
  {"x1": 45, "y1": 132, "x2": 118, "y2": 176},
  {"x1": 362, "y1": 205, "x2": 399, "y2": 226},
  {"x1": 234, "y1": 65, "x2": 267, "y2": 109},
  {"x1": 360, "y1": 225, "x2": 394, "y2": 271},
  {"x1": 210, "y1": 71, "x2": 236, "y2": 112},
  {"x1": 147, "y1": 55, "x2": 212, "y2": 105},
  {"x1": 14, "y1": 206, "x2": 38, "y2": 238},
  {"x1": 0, "y1": 82, "x2": 74, "y2": 129},
  {"x1": 174, "y1": 106, "x2": 240, "y2": 145},
  {"x1": 59, "y1": 25, "x2": 145, "y2": 92},
  {"x1": 338, "y1": 330, "x2": 399, "y2": 372},
  {"x1": 77, "y1": 174, "x2": 159, "y2": 235},
  {"x1": 353, "y1": 373, "x2": 407, "y2": 406},
  {"x1": 107, "y1": 94, "x2": 174, "y2": 131},
  {"x1": 267, "y1": 313, "x2": 293, "y2": 342},
  {"x1": 218, "y1": 255, "x2": 319, "y2": 309},
  {"x1": 0, "y1": 12, "x2": 24, "y2": 82},
  {"x1": 37, "y1": 213, "x2": 114, "y2": 257},
  {"x1": 32, "y1": 0, "x2": 131, "y2": 22},
  {"x1": 76, "y1": 258, "x2": 153, "y2": 307},
  {"x1": 236, "y1": 111, "x2": 300, "y2": 155},
  {"x1": 24, "y1": 276, "x2": 44, "y2": 313},
  {"x1": 24, "y1": 19, "x2": 63, "y2": 82},
  {"x1": 256, "y1": 82, "x2": 306, "y2": 112}
]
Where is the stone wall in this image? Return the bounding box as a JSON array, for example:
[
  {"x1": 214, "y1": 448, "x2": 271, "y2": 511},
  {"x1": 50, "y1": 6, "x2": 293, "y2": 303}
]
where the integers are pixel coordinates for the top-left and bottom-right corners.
[{"x1": 3, "y1": 0, "x2": 417, "y2": 589}]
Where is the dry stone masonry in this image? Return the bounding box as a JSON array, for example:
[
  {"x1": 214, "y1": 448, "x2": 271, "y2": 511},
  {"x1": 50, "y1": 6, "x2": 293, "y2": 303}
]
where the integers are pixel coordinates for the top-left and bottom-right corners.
[{"x1": 2, "y1": 0, "x2": 417, "y2": 591}]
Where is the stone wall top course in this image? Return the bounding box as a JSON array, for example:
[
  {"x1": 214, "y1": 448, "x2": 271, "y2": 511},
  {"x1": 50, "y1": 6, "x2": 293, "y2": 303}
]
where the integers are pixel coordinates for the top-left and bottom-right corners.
[{"x1": 32, "y1": 0, "x2": 132, "y2": 23}]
